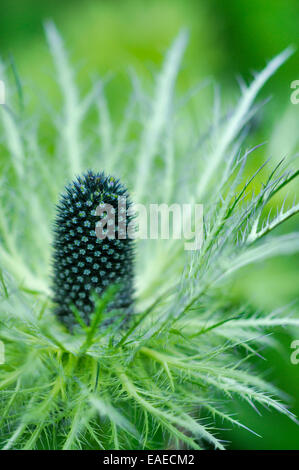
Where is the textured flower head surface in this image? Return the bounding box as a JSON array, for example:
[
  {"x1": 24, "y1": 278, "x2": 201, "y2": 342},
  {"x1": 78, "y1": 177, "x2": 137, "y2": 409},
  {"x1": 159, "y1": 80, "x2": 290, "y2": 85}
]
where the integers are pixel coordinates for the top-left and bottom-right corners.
[
  {"x1": 52, "y1": 170, "x2": 134, "y2": 328},
  {"x1": 0, "y1": 23, "x2": 298, "y2": 450}
]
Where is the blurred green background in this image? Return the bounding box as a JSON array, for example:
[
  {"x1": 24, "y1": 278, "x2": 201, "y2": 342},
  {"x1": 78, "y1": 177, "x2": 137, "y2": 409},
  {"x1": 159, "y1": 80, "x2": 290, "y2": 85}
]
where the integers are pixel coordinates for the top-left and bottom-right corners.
[{"x1": 0, "y1": 0, "x2": 298, "y2": 449}]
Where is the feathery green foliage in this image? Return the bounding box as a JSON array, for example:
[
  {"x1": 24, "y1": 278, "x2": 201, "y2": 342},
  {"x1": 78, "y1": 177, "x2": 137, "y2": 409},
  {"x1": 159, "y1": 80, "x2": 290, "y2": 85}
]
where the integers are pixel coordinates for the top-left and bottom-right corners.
[{"x1": 0, "y1": 23, "x2": 298, "y2": 449}]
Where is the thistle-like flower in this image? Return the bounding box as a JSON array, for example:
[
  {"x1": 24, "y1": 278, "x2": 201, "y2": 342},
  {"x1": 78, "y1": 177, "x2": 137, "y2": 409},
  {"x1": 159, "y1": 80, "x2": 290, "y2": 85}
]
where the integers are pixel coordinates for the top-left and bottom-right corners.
[
  {"x1": 52, "y1": 170, "x2": 134, "y2": 328},
  {"x1": 1, "y1": 26, "x2": 299, "y2": 451}
]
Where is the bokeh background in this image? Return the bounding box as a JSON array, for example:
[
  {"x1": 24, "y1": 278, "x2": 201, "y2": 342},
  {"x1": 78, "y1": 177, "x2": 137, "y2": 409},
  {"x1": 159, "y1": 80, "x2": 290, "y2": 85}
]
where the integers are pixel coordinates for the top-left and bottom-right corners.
[{"x1": 0, "y1": 0, "x2": 298, "y2": 449}]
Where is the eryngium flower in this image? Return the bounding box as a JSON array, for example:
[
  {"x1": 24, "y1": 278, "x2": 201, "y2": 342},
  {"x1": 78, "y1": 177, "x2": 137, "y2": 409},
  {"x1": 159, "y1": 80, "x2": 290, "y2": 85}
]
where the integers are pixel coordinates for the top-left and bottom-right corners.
[{"x1": 52, "y1": 170, "x2": 134, "y2": 328}]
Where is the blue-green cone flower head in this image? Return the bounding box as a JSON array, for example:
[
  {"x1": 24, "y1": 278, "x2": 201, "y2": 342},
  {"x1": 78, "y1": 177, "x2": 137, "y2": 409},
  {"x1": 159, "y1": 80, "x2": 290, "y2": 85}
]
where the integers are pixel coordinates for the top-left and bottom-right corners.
[{"x1": 52, "y1": 170, "x2": 134, "y2": 328}]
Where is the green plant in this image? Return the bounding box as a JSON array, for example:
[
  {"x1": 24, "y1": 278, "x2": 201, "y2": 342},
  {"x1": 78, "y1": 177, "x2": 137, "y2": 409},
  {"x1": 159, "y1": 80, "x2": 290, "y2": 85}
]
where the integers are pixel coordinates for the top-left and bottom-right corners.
[{"x1": 0, "y1": 23, "x2": 298, "y2": 450}]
